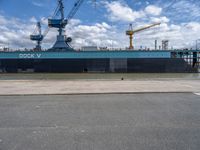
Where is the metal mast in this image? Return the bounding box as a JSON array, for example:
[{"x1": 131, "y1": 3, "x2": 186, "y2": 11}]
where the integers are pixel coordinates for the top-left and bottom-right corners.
[{"x1": 48, "y1": 0, "x2": 68, "y2": 51}]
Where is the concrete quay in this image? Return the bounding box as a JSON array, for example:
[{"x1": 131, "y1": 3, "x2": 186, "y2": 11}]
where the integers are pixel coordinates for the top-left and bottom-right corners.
[
  {"x1": 0, "y1": 77, "x2": 200, "y2": 150},
  {"x1": 0, "y1": 79, "x2": 199, "y2": 95}
]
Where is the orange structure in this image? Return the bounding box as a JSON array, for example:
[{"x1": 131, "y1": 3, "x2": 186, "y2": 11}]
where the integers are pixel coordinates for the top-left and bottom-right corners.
[{"x1": 126, "y1": 22, "x2": 161, "y2": 50}]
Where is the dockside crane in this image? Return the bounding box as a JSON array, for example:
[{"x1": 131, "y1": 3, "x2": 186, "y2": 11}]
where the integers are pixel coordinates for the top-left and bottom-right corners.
[
  {"x1": 126, "y1": 22, "x2": 161, "y2": 50},
  {"x1": 30, "y1": 0, "x2": 85, "y2": 51},
  {"x1": 30, "y1": 22, "x2": 44, "y2": 51},
  {"x1": 30, "y1": 21, "x2": 50, "y2": 51},
  {"x1": 48, "y1": 0, "x2": 84, "y2": 51}
]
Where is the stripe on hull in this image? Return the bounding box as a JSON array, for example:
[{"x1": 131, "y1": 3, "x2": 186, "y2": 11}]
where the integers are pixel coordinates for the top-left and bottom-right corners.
[{"x1": 0, "y1": 51, "x2": 171, "y2": 59}]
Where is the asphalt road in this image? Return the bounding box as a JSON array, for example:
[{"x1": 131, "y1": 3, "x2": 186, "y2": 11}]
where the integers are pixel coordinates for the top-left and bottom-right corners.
[{"x1": 0, "y1": 93, "x2": 200, "y2": 150}]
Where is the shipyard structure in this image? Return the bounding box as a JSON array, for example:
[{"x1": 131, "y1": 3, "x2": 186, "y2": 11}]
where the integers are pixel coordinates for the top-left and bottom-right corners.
[{"x1": 0, "y1": 0, "x2": 199, "y2": 73}]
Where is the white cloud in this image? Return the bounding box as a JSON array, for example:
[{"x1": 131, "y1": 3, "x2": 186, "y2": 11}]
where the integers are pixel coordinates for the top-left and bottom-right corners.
[
  {"x1": 29, "y1": 16, "x2": 37, "y2": 23},
  {"x1": 104, "y1": 1, "x2": 145, "y2": 22},
  {"x1": 32, "y1": 1, "x2": 44, "y2": 7},
  {"x1": 40, "y1": 17, "x2": 48, "y2": 25},
  {"x1": 0, "y1": 15, "x2": 35, "y2": 49},
  {"x1": 184, "y1": 22, "x2": 200, "y2": 32},
  {"x1": 150, "y1": 16, "x2": 170, "y2": 23},
  {"x1": 68, "y1": 19, "x2": 82, "y2": 26},
  {"x1": 0, "y1": 15, "x2": 7, "y2": 25},
  {"x1": 65, "y1": 21, "x2": 117, "y2": 48},
  {"x1": 104, "y1": 1, "x2": 163, "y2": 23},
  {"x1": 0, "y1": 36, "x2": 8, "y2": 44},
  {"x1": 145, "y1": 5, "x2": 162, "y2": 16},
  {"x1": 96, "y1": 22, "x2": 111, "y2": 29},
  {"x1": 172, "y1": 1, "x2": 200, "y2": 18},
  {"x1": 170, "y1": 24, "x2": 181, "y2": 31},
  {"x1": 145, "y1": 1, "x2": 150, "y2": 5}
]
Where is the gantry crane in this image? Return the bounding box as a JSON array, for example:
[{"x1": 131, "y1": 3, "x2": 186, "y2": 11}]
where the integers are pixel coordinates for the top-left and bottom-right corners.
[
  {"x1": 30, "y1": 0, "x2": 85, "y2": 51},
  {"x1": 126, "y1": 22, "x2": 161, "y2": 50},
  {"x1": 30, "y1": 21, "x2": 50, "y2": 51},
  {"x1": 48, "y1": 0, "x2": 84, "y2": 51},
  {"x1": 30, "y1": 22, "x2": 44, "y2": 51}
]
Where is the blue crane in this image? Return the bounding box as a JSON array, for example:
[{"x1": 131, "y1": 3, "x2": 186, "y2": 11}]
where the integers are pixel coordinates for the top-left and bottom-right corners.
[
  {"x1": 30, "y1": 0, "x2": 85, "y2": 51},
  {"x1": 48, "y1": 0, "x2": 84, "y2": 51},
  {"x1": 30, "y1": 22, "x2": 44, "y2": 51}
]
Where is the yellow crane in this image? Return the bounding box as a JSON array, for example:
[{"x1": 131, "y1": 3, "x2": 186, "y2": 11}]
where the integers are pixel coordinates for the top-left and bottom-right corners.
[{"x1": 126, "y1": 22, "x2": 161, "y2": 50}]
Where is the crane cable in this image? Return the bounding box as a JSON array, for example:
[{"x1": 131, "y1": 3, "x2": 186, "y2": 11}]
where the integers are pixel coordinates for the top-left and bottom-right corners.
[
  {"x1": 42, "y1": 1, "x2": 61, "y2": 39},
  {"x1": 42, "y1": 0, "x2": 71, "y2": 39},
  {"x1": 32, "y1": 24, "x2": 38, "y2": 35},
  {"x1": 38, "y1": 0, "x2": 65, "y2": 40},
  {"x1": 31, "y1": 0, "x2": 84, "y2": 40},
  {"x1": 67, "y1": 0, "x2": 84, "y2": 20},
  {"x1": 31, "y1": 22, "x2": 41, "y2": 36}
]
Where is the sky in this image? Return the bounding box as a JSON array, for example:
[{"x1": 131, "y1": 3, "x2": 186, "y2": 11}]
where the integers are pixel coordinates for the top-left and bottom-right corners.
[{"x1": 1, "y1": 0, "x2": 200, "y2": 50}]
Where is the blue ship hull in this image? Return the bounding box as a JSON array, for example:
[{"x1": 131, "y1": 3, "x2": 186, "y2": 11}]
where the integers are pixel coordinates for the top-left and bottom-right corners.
[{"x1": 0, "y1": 50, "x2": 199, "y2": 73}]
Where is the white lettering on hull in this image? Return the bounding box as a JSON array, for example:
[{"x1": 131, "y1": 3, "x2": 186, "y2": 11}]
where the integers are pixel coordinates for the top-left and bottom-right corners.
[
  {"x1": 36, "y1": 54, "x2": 41, "y2": 58},
  {"x1": 19, "y1": 54, "x2": 42, "y2": 59}
]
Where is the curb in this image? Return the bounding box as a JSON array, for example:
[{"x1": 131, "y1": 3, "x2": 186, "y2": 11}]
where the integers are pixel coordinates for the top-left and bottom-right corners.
[{"x1": 0, "y1": 91, "x2": 195, "y2": 97}]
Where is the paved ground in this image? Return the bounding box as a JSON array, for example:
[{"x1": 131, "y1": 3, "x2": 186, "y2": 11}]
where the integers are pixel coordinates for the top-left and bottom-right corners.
[
  {"x1": 0, "y1": 79, "x2": 200, "y2": 95},
  {"x1": 0, "y1": 93, "x2": 200, "y2": 150}
]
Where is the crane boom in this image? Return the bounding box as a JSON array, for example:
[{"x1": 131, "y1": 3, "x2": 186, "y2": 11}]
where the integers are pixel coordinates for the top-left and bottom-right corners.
[
  {"x1": 67, "y1": 0, "x2": 84, "y2": 20},
  {"x1": 132, "y1": 23, "x2": 161, "y2": 33},
  {"x1": 126, "y1": 22, "x2": 161, "y2": 50}
]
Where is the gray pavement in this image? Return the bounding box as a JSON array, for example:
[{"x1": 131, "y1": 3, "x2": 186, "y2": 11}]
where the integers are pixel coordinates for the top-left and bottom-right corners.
[{"x1": 0, "y1": 93, "x2": 200, "y2": 150}]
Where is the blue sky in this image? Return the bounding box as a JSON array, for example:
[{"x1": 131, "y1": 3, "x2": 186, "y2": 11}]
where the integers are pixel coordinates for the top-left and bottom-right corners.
[
  {"x1": 1, "y1": 0, "x2": 200, "y2": 24},
  {"x1": 1, "y1": 0, "x2": 200, "y2": 49}
]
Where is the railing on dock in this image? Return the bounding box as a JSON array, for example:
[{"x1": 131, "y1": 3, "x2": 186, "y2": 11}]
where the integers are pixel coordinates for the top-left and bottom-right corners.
[{"x1": 171, "y1": 50, "x2": 200, "y2": 69}]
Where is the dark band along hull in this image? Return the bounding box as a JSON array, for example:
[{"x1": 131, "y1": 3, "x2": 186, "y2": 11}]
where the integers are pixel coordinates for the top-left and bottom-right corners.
[
  {"x1": 0, "y1": 50, "x2": 199, "y2": 73},
  {"x1": 0, "y1": 58, "x2": 198, "y2": 73}
]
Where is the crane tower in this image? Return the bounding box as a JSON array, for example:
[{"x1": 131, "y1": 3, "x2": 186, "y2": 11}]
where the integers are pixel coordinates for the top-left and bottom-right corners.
[
  {"x1": 30, "y1": 22, "x2": 44, "y2": 51},
  {"x1": 48, "y1": 0, "x2": 84, "y2": 51},
  {"x1": 126, "y1": 22, "x2": 161, "y2": 50}
]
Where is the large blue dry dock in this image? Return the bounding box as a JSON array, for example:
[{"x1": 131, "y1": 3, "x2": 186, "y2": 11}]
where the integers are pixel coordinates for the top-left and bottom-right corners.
[{"x1": 0, "y1": 50, "x2": 199, "y2": 73}]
